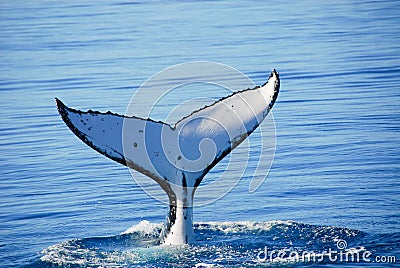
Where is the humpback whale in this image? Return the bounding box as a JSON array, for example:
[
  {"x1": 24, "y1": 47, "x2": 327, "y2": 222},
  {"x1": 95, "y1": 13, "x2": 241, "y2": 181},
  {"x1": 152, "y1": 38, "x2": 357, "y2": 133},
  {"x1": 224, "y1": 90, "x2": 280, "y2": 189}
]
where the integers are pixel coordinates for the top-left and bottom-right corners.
[{"x1": 56, "y1": 69, "x2": 279, "y2": 245}]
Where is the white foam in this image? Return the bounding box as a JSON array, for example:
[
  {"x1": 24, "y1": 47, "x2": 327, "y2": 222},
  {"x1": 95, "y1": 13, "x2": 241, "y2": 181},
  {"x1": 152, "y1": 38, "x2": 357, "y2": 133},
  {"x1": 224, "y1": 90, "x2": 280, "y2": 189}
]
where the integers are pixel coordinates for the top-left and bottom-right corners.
[
  {"x1": 195, "y1": 262, "x2": 218, "y2": 268},
  {"x1": 195, "y1": 220, "x2": 293, "y2": 233},
  {"x1": 40, "y1": 240, "x2": 98, "y2": 266},
  {"x1": 121, "y1": 220, "x2": 163, "y2": 235}
]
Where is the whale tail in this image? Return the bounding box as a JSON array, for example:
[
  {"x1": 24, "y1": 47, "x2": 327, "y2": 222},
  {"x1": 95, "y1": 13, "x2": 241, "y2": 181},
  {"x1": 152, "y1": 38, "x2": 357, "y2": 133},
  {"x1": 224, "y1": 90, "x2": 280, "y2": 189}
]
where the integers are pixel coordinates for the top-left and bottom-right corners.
[{"x1": 56, "y1": 69, "x2": 279, "y2": 245}]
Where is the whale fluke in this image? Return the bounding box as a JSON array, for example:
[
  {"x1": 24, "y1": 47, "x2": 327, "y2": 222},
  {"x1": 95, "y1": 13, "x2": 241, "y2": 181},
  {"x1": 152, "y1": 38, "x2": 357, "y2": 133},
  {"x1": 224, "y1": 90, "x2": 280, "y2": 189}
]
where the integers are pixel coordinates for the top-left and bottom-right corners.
[{"x1": 56, "y1": 69, "x2": 280, "y2": 245}]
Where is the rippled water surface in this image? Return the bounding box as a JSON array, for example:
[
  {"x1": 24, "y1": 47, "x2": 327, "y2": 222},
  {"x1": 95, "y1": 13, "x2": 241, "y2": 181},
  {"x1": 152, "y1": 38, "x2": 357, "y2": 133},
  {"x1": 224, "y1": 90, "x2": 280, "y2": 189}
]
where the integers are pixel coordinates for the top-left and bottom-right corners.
[{"x1": 1, "y1": 1, "x2": 399, "y2": 267}]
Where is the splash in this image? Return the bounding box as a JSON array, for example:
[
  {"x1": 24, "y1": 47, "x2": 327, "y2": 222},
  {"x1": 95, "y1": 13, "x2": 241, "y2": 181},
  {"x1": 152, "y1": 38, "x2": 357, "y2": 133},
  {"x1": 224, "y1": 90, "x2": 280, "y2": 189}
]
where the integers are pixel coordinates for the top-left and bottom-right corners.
[
  {"x1": 32, "y1": 220, "x2": 370, "y2": 267},
  {"x1": 121, "y1": 220, "x2": 163, "y2": 236}
]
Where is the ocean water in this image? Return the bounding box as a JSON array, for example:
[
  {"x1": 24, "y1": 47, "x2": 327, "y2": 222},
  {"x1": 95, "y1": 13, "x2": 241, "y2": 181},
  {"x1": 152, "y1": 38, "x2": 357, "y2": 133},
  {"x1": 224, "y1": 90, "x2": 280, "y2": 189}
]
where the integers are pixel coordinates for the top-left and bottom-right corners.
[{"x1": 1, "y1": 0, "x2": 399, "y2": 267}]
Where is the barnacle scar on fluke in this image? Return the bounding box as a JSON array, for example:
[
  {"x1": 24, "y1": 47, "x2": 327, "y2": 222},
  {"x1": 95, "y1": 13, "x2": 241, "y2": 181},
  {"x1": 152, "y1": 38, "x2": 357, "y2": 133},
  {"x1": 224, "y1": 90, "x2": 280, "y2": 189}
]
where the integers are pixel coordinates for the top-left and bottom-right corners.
[{"x1": 55, "y1": 69, "x2": 280, "y2": 245}]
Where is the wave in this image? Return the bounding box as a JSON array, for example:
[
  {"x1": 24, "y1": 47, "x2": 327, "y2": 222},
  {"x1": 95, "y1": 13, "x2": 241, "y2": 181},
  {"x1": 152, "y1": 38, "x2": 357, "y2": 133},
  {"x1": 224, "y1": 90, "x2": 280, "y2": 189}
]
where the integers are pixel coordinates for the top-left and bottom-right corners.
[{"x1": 26, "y1": 220, "x2": 397, "y2": 267}]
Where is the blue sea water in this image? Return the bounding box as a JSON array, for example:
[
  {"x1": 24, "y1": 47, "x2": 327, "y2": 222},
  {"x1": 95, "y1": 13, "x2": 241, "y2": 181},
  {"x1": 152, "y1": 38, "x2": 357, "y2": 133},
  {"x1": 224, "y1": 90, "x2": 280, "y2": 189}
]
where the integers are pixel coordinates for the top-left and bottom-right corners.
[{"x1": 1, "y1": 0, "x2": 399, "y2": 267}]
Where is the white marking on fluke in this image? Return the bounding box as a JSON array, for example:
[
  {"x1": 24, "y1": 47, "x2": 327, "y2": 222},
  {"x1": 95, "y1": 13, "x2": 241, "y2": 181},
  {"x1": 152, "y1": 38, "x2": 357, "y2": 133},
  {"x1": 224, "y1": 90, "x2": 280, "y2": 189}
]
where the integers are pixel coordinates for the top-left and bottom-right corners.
[{"x1": 56, "y1": 69, "x2": 280, "y2": 245}]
